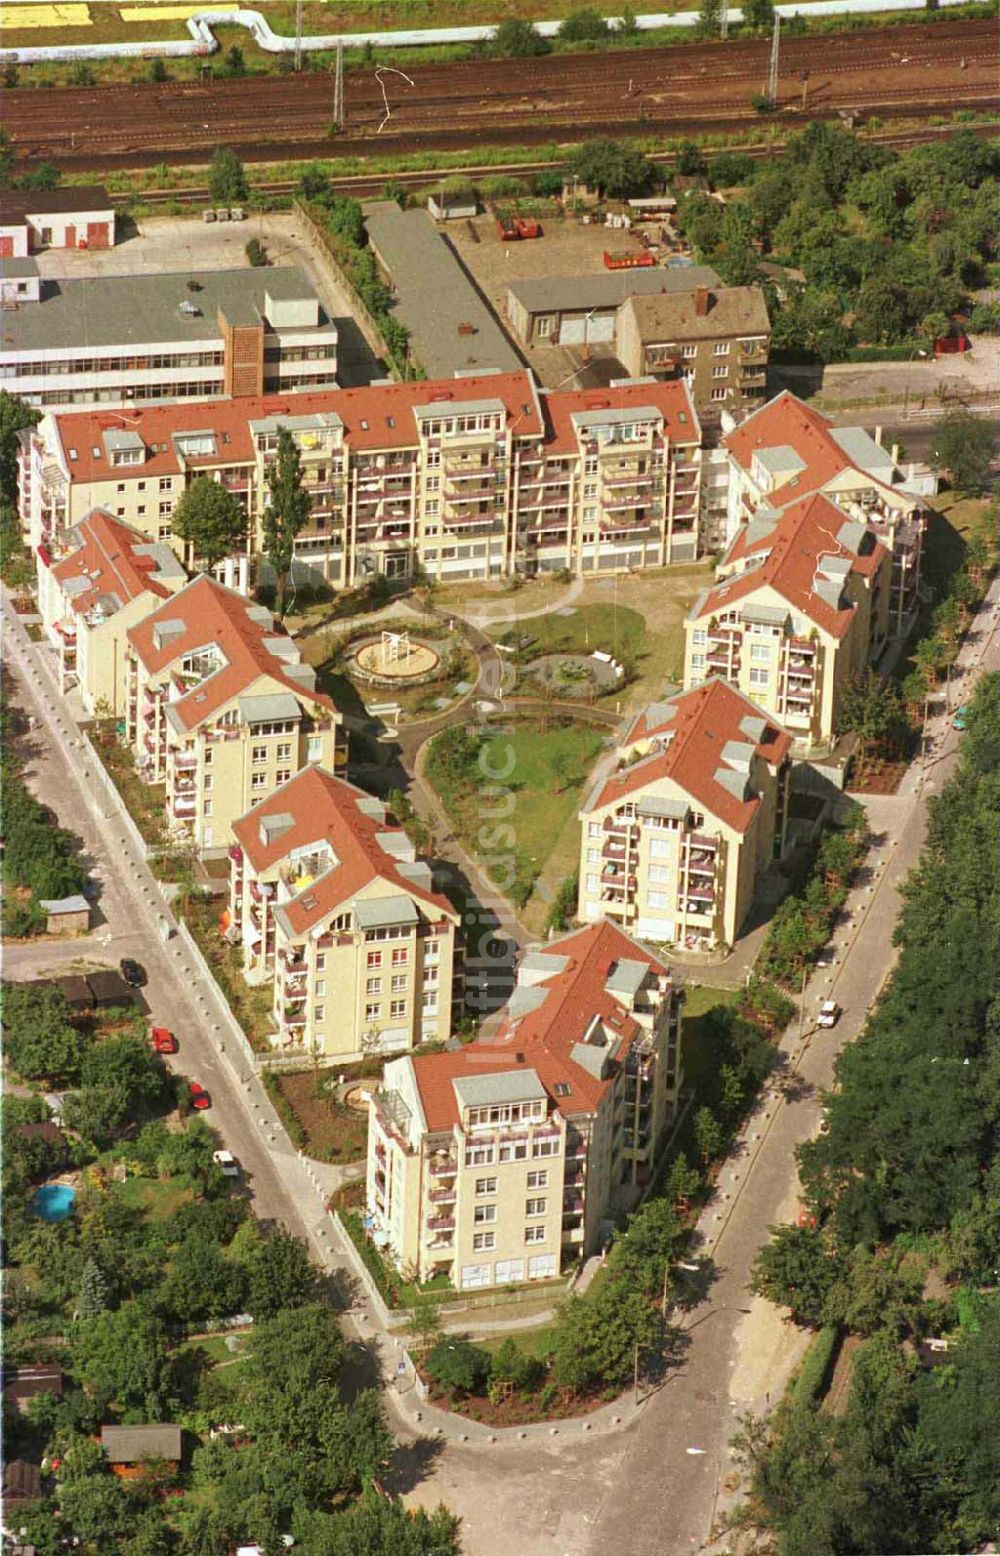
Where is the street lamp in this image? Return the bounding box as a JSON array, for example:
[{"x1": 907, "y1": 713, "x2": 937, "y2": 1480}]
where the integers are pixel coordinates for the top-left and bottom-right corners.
[{"x1": 901, "y1": 346, "x2": 928, "y2": 420}]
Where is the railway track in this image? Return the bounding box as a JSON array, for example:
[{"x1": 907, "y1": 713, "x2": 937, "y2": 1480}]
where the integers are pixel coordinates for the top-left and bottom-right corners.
[
  {"x1": 5, "y1": 17, "x2": 994, "y2": 172},
  {"x1": 126, "y1": 120, "x2": 999, "y2": 208}
]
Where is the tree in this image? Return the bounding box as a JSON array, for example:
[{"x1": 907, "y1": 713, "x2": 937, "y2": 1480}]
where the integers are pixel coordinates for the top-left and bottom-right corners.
[
  {"x1": 677, "y1": 140, "x2": 708, "y2": 177},
  {"x1": 58, "y1": 1471, "x2": 133, "y2": 1546},
  {"x1": 65, "y1": 1034, "x2": 168, "y2": 1145},
  {"x1": 408, "y1": 1299, "x2": 444, "y2": 1357},
  {"x1": 71, "y1": 1300, "x2": 172, "y2": 1414},
  {"x1": 548, "y1": 746, "x2": 580, "y2": 793},
  {"x1": 568, "y1": 137, "x2": 654, "y2": 200},
  {"x1": 551, "y1": 1275, "x2": 663, "y2": 1391},
  {"x1": 838, "y1": 668, "x2": 907, "y2": 764},
  {"x1": 172, "y1": 475, "x2": 246, "y2": 570},
  {"x1": 742, "y1": 0, "x2": 774, "y2": 27},
  {"x1": 1, "y1": 981, "x2": 89, "y2": 1084},
  {"x1": 696, "y1": 0, "x2": 722, "y2": 37},
  {"x1": 208, "y1": 147, "x2": 248, "y2": 206},
  {"x1": 225, "y1": 45, "x2": 246, "y2": 77},
  {"x1": 0, "y1": 389, "x2": 40, "y2": 503},
  {"x1": 489, "y1": 17, "x2": 550, "y2": 56},
  {"x1": 693, "y1": 1105, "x2": 724, "y2": 1166},
  {"x1": 263, "y1": 427, "x2": 311, "y2": 616},
  {"x1": 557, "y1": 8, "x2": 610, "y2": 43},
  {"x1": 18, "y1": 160, "x2": 61, "y2": 191},
  {"x1": 424, "y1": 1338, "x2": 491, "y2": 1397},
  {"x1": 149, "y1": 57, "x2": 168, "y2": 83},
  {"x1": 157, "y1": 1232, "x2": 248, "y2": 1325},
  {"x1": 751, "y1": 1223, "x2": 842, "y2": 1326},
  {"x1": 77, "y1": 1255, "x2": 111, "y2": 1319},
  {"x1": 299, "y1": 165, "x2": 330, "y2": 201},
  {"x1": 246, "y1": 1226, "x2": 317, "y2": 1319},
  {"x1": 930, "y1": 408, "x2": 995, "y2": 493}
]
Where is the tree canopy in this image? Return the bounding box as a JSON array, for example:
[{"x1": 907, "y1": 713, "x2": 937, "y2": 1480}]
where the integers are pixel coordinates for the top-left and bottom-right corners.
[
  {"x1": 930, "y1": 408, "x2": 996, "y2": 493},
  {"x1": 567, "y1": 138, "x2": 655, "y2": 200},
  {"x1": 172, "y1": 475, "x2": 246, "y2": 569},
  {"x1": 208, "y1": 147, "x2": 248, "y2": 205},
  {"x1": 263, "y1": 426, "x2": 311, "y2": 616}
]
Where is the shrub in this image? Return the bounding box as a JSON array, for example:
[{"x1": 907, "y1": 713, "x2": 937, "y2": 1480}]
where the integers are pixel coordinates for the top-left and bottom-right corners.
[
  {"x1": 790, "y1": 1324, "x2": 840, "y2": 1410},
  {"x1": 425, "y1": 1338, "x2": 492, "y2": 1397},
  {"x1": 245, "y1": 237, "x2": 267, "y2": 267},
  {"x1": 489, "y1": 1336, "x2": 544, "y2": 1393}
]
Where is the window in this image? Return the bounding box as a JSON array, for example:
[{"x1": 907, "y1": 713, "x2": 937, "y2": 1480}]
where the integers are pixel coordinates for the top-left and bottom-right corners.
[
  {"x1": 751, "y1": 642, "x2": 771, "y2": 662},
  {"x1": 525, "y1": 1225, "x2": 546, "y2": 1244},
  {"x1": 532, "y1": 1138, "x2": 559, "y2": 1158},
  {"x1": 252, "y1": 745, "x2": 267, "y2": 764},
  {"x1": 749, "y1": 667, "x2": 769, "y2": 686},
  {"x1": 537, "y1": 316, "x2": 553, "y2": 339},
  {"x1": 316, "y1": 954, "x2": 326, "y2": 971},
  {"x1": 203, "y1": 774, "x2": 213, "y2": 792},
  {"x1": 251, "y1": 772, "x2": 267, "y2": 791},
  {"x1": 391, "y1": 973, "x2": 407, "y2": 992},
  {"x1": 276, "y1": 742, "x2": 292, "y2": 761},
  {"x1": 681, "y1": 344, "x2": 697, "y2": 359},
  {"x1": 648, "y1": 890, "x2": 668, "y2": 909},
  {"x1": 365, "y1": 1002, "x2": 380, "y2": 1021},
  {"x1": 526, "y1": 1170, "x2": 548, "y2": 1189},
  {"x1": 422, "y1": 966, "x2": 438, "y2": 985},
  {"x1": 586, "y1": 874, "x2": 599, "y2": 894},
  {"x1": 475, "y1": 1177, "x2": 497, "y2": 1196},
  {"x1": 367, "y1": 951, "x2": 382, "y2": 968},
  {"x1": 314, "y1": 1005, "x2": 325, "y2": 1023},
  {"x1": 315, "y1": 980, "x2": 326, "y2": 997},
  {"x1": 421, "y1": 991, "x2": 438, "y2": 1012},
  {"x1": 366, "y1": 977, "x2": 382, "y2": 995},
  {"x1": 711, "y1": 388, "x2": 727, "y2": 402},
  {"x1": 474, "y1": 1204, "x2": 496, "y2": 1224},
  {"x1": 587, "y1": 848, "x2": 600, "y2": 865},
  {"x1": 494, "y1": 1258, "x2": 524, "y2": 1283},
  {"x1": 203, "y1": 800, "x2": 213, "y2": 818},
  {"x1": 117, "y1": 483, "x2": 125, "y2": 493},
  {"x1": 525, "y1": 1197, "x2": 547, "y2": 1217},
  {"x1": 159, "y1": 502, "x2": 172, "y2": 517},
  {"x1": 691, "y1": 653, "x2": 706, "y2": 671},
  {"x1": 692, "y1": 628, "x2": 707, "y2": 646},
  {"x1": 391, "y1": 947, "x2": 408, "y2": 966},
  {"x1": 473, "y1": 1232, "x2": 496, "y2": 1252},
  {"x1": 527, "y1": 1253, "x2": 556, "y2": 1279},
  {"x1": 498, "y1": 1140, "x2": 528, "y2": 1163},
  {"x1": 465, "y1": 1143, "x2": 495, "y2": 1167},
  {"x1": 158, "y1": 525, "x2": 172, "y2": 541},
  {"x1": 649, "y1": 864, "x2": 672, "y2": 884},
  {"x1": 650, "y1": 837, "x2": 672, "y2": 859},
  {"x1": 712, "y1": 365, "x2": 729, "y2": 379},
  {"x1": 390, "y1": 999, "x2": 406, "y2": 1019},
  {"x1": 588, "y1": 822, "x2": 602, "y2": 837},
  {"x1": 713, "y1": 342, "x2": 731, "y2": 355},
  {"x1": 461, "y1": 1263, "x2": 490, "y2": 1289},
  {"x1": 276, "y1": 770, "x2": 291, "y2": 785},
  {"x1": 159, "y1": 477, "x2": 172, "y2": 491},
  {"x1": 307, "y1": 735, "x2": 323, "y2": 762}
]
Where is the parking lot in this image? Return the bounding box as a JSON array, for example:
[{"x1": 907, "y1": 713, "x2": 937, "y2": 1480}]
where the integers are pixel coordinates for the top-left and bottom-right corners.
[{"x1": 35, "y1": 211, "x2": 383, "y2": 386}]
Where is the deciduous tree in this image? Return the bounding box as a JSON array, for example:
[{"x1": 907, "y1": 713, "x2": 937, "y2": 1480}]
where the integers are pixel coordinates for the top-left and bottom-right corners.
[
  {"x1": 263, "y1": 427, "x2": 311, "y2": 616},
  {"x1": 172, "y1": 475, "x2": 246, "y2": 571}
]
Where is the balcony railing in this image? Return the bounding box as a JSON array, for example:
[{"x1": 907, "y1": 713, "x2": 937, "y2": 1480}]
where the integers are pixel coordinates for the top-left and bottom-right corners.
[{"x1": 429, "y1": 1156, "x2": 457, "y2": 1177}]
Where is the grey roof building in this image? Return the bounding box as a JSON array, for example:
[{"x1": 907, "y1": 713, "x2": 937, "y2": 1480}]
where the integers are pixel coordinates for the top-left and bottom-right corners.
[
  {"x1": 505, "y1": 264, "x2": 721, "y2": 347},
  {"x1": 364, "y1": 203, "x2": 524, "y2": 378}
]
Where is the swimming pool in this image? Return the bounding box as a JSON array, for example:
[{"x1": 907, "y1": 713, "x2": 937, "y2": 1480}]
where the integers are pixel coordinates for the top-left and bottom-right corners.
[{"x1": 30, "y1": 1183, "x2": 77, "y2": 1222}]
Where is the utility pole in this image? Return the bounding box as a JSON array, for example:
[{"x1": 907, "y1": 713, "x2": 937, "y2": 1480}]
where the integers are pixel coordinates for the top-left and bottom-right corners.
[
  {"x1": 294, "y1": 0, "x2": 303, "y2": 72},
  {"x1": 796, "y1": 960, "x2": 807, "y2": 1047},
  {"x1": 633, "y1": 1340, "x2": 641, "y2": 1406},
  {"x1": 332, "y1": 41, "x2": 345, "y2": 131},
  {"x1": 720, "y1": 0, "x2": 728, "y2": 40},
  {"x1": 765, "y1": 14, "x2": 780, "y2": 108}
]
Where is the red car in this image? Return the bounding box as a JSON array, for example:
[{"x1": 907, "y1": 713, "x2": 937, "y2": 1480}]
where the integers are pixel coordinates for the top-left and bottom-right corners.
[
  {"x1": 188, "y1": 1081, "x2": 211, "y2": 1110},
  {"x1": 151, "y1": 1026, "x2": 178, "y2": 1055}
]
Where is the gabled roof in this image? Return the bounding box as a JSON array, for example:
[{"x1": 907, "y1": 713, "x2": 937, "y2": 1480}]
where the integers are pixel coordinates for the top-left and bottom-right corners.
[
  {"x1": 690, "y1": 492, "x2": 886, "y2": 641},
  {"x1": 100, "y1": 1425, "x2": 182, "y2": 1463},
  {"x1": 725, "y1": 390, "x2": 902, "y2": 505},
  {"x1": 232, "y1": 766, "x2": 455, "y2": 938},
  {"x1": 585, "y1": 679, "x2": 791, "y2": 834},
  {"x1": 407, "y1": 920, "x2": 675, "y2": 1129},
  {"x1": 127, "y1": 575, "x2": 337, "y2": 733},
  {"x1": 623, "y1": 283, "x2": 771, "y2": 344},
  {"x1": 541, "y1": 378, "x2": 699, "y2": 456},
  {"x1": 1, "y1": 185, "x2": 112, "y2": 223},
  {"x1": 49, "y1": 509, "x2": 183, "y2": 618}
]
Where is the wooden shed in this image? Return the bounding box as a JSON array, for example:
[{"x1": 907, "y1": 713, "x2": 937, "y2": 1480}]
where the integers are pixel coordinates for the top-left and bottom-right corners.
[
  {"x1": 101, "y1": 1424, "x2": 182, "y2": 1476},
  {"x1": 39, "y1": 894, "x2": 91, "y2": 936},
  {"x1": 3, "y1": 1363, "x2": 64, "y2": 1414},
  {"x1": 85, "y1": 970, "x2": 134, "y2": 1010}
]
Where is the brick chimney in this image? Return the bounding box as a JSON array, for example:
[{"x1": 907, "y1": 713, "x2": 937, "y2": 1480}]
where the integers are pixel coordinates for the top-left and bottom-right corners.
[{"x1": 694, "y1": 286, "x2": 710, "y2": 317}]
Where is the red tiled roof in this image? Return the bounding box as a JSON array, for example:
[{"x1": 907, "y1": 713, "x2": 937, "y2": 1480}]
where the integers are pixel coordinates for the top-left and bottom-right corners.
[
  {"x1": 51, "y1": 509, "x2": 173, "y2": 616},
  {"x1": 126, "y1": 574, "x2": 337, "y2": 732},
  {"x1": 724, "y1": 390, "x2": 859, "y2": 500},
  {"x1": 692, "y1": 492, "x2": 886, "y2": 641},
  {"x1": 51, "y1": 372, "x2": 544, "y2": 485},
  {"x1": 410, "y1": 920, "x2": 673, "y2": 1129},
  {"x1": 232, "y1": 766, "x2": 455, "y2": 935},
  {"x1": 589, "y1": 678, "x2": 792, "y2": 834},
  {"x1": 541, "y1": 379, "x2": 700, "y2": 456}
]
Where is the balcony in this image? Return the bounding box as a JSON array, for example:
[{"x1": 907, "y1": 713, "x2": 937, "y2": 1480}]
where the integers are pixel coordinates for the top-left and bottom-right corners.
[
  {"x1": 426, "y1": 1215, "x2": 456, "y2": 1233},
  {"x1": 174, "y1": 750, "x2": 197, "y2": 770},
  {"x1": 173, "y1": 793, "x2": 196, "y2": 816},
  {"x1": 684, "y1": 884, "x2": 715, "y2": 903},
  {"x1": 428, "y1": 1185, "x2": 456, "y2": 1204},
  {"x1": 282, "y1": 1011, "x2": 307, "y2": 1029},
  {"x1": 447, "y1": 482, "x2": 498, "y2": 503}
]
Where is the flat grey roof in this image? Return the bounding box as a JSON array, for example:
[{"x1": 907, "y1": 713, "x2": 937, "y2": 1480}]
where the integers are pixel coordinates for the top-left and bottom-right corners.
[
  {"x1": 238, "y1": 692, "x2": 302, "y2": 725},
  {"x1": 604, "y1": 957, "x2": 649, "y2": 997},
  {"x1": 830, "y1": 426, "x2": 897, "y2": 478},
  {"x1": 364, "y1": 203, "x2": 523, "y2": 378},
  {"x1": 507, "y1": 264, "x2": 721, "y2": 317},
  {"x1": 452, "y1": 1069, "x2": 547, "y2": 1109},
  {"x1": 1, "y1": 266, "x2": 326, "y2": 354},
  {"x1": 354, "y1": 894, "x2": 419, "y2": 930},
  {"x1": 1, "y1": 256, "x2": 40, "y2": 278}
]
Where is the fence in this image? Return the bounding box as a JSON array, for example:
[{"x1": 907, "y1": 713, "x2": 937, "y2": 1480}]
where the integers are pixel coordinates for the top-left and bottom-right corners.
[
  {"x1": 175, "y1": 918, "x2": 259, "y2": 1076},
  {"x1": 81, "y1": 731, "x2": 153, "y2": 862},
  {"x1": 293, "y1": 200, "x2": 395, "y2": 375},
  {"x1": 329, "y1": 1209, "x2": 404, "y2": 1331}
]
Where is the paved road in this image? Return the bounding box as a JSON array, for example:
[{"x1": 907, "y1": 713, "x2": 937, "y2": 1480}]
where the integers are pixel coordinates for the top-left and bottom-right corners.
[{"x1": 402, "y1": 578, "x2": 1000, "y2": 1556}]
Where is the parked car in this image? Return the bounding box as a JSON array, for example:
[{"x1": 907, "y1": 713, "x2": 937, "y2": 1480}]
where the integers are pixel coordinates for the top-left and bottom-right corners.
[
  {"x1": 817, "y1": 1000, "x2": 841, "y2": 1028},
  {"x1": 150, "y1": 1026, "x2": 177, "y2": 1055},
  {"x1": 188, "y1": 1081, "x2": 211, "y2": 1110},
  {"x1": 213, "y1": 1150, "x2": 239, "y2": 1178},
  {"x1": 119, "y1": 958, "x2": 147, "y2": 988},
  {"x1": 953, "y1": 704, "x2": 969, "y2": 731}
]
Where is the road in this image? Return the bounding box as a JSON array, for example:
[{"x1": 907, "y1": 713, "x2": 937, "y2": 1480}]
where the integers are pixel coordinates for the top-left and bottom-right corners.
[{"x1": 400, "y1": 577, "x2": 1000, "y2": 1556}]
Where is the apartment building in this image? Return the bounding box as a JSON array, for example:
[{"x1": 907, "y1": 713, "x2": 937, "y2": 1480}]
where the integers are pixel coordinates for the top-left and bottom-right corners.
[
  {"x1": 0, "y1": 186, "x2": 115, "y2": 256},
  {"x1": 229, "y1": 767, "x2": 460, "y2": 1059},
  {"x1": 367, "y1": 920, "x2": 683, "y2": 1289},
  {"x1": 19, "y1": 371, "x2": 702, "y2": 585},
  {"x1": 1, "y1": 266, "x2": 337, "y2": 411},
  {"x1": 722, "y1": 391, "x2": 926, "y2": 632},
  {"x1": 683, "y1": 492, "x2": 891, "y2": 749},
  {"x1": 615, "y1": 283, "x2": 771, "y2": 421},
  {"x1": 125, "y1": 575, "x2": 346, "y2": 851},
  {"x1": 504, "y1": 265, "x2": 722, "y2": 349},
  {"x1": 578, "y1": 679, "x2": 791, "y2": 951},
  {"x1": 36, "y1": 509, "x2": 186, "y2": 715}
]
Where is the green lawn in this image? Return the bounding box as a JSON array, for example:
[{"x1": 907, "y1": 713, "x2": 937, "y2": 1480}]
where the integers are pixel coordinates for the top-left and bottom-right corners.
[
  {"x1": 117, "y1": 1175, "x2": 195, "y2": 1222},
  {"x1": 498, "y1": 603, "x2": 646, "y2": 668},
  {"x1": 479, "y1": 1321, "x2": 559, "y2": 1362},
  {"x1": 427, "y1": 720, "x2": 606, "y2": 914},
  {"x1": 680, "y1": 984, "x2": 741, "y2": 1100}
]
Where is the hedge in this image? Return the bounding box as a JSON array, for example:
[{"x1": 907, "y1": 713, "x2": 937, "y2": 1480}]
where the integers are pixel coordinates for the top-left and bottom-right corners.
[{"x1": 791, "y1": 1324, "x2": 840, "y2": 1412}]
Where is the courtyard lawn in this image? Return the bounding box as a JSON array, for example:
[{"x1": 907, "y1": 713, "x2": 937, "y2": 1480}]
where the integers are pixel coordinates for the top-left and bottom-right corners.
[
  {"x1": 679, "y1": 984, "x2": 741, "y2": 1100},
  {"x1": 499, "y1": 603, "x2": 646, "y2": 670},
  {"x1": 427, "y1": 720, "x2": 606, "y2": 916},
  {"x1": 117, "y1": 1174, "x2": 196, "y2": 1222}
]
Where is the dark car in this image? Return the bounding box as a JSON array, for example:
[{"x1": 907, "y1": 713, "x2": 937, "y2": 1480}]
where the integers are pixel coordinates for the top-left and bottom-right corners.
[
  {"x1": 119, "y1": 958, "x2": 147, "y2": 988},
  {"x1": 188, "y1": 1081, "x2": 211, "y2": 1111}
]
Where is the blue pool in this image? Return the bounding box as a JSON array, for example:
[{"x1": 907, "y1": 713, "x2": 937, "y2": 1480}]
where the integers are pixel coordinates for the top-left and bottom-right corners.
[{"x1": 30, "y1": 1184, "x2": 77, "y2": 1222}]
